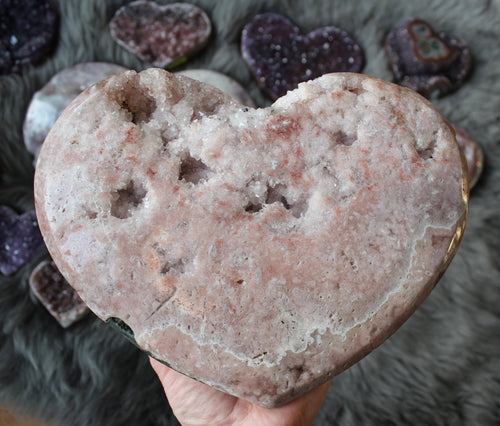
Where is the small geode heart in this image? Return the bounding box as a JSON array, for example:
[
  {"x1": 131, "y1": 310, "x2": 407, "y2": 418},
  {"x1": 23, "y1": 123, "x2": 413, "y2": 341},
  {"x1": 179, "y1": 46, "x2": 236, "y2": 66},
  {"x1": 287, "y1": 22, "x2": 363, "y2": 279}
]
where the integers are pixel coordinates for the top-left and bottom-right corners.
[
  {"x1": 109, "y1": 1, "x2": 211, "y2": 68},
  {"x1": 241, "y1": 13, "x2": 364, "y2": 100},
  {"x1": 30, "y1": 260, "x2": 89, "y2": 328},
  {"x1": 0, "y1": 0, "x2": 58, "y2": 75},
  {"x1": 35, "y1": 69, "x2": 467, "y2": 407},
  {"x1": 385, "y1": 18, "x2": 472, "y2": 98},
  {"x1": 0, "y1": 206, "x2": 45, "y2": 275}
]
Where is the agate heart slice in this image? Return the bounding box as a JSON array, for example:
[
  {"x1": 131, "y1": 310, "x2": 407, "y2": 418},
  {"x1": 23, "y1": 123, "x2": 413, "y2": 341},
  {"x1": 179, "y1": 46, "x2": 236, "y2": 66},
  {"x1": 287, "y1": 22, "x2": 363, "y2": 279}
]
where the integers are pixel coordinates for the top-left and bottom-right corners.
[
  {"x1": 109, "y1": 1, "x2": 211, "y2": 68},
  {"x1": 452, "y1": 125, "x2": 484, "y2": 189},
  {"x1": 241, "y1": 13, "x2": 364, "y2": 100},
  {"x1": 35, "y1": 69, "x2": 468, "y2": 407},
  {"x1": 385, "y1": 18, "x2": 471, "y2": 98}
]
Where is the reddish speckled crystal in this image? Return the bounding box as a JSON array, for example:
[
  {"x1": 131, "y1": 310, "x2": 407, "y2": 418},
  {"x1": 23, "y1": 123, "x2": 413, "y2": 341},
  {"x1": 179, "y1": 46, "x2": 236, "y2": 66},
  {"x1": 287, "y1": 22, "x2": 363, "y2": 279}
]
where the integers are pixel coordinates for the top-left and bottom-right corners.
[{"x1": 35, "y1": 70, "x2": 467, "y2": 408}]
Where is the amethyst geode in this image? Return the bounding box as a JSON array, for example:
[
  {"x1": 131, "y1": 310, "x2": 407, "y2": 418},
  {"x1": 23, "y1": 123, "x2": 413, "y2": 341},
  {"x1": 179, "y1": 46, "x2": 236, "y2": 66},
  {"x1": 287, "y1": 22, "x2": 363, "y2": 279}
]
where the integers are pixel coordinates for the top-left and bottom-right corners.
[
  {"x1": 0, "y1": 206, "x2": 45, "y2": 275},
  {"x1": 241, "y1": 13, "x2": 364, "y2": 100},
  {"x1": 0, "y1": 0, "x2": 58, "y2": 74},
  {"x1": 30, "y1": 260, "x2": 89, "y2": 328},
  {"x1": 385, "y1": 18, "x2": 472, "y2": 98}
]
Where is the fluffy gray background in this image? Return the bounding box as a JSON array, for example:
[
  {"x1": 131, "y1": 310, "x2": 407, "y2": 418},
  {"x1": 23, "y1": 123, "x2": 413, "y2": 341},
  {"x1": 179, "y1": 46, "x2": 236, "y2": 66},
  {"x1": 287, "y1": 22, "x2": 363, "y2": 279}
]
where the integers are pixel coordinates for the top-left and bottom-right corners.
[{"x1": 1, "y1": 0, "x2": 499, "y2": 425}]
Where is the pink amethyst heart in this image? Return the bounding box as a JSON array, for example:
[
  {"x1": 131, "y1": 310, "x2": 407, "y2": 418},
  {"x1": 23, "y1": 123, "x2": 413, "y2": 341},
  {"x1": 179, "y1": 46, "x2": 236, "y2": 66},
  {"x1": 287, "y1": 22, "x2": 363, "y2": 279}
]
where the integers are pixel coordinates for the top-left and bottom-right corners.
[
  {"x1": 109, "y1": 1, "x2": 211, "y2": 68},
  {"x1": 35, "y1": 69, "x2": 467, "y2": 407},
  {"x1": 385, "y1": 18, "x2": 472, "y2": 98},
  {"x1": 241, "y1": 13, "x2": 364, "y2": 100},
  {"x1": 30, "y1": 260, "x2": 89, "y2": 328}
]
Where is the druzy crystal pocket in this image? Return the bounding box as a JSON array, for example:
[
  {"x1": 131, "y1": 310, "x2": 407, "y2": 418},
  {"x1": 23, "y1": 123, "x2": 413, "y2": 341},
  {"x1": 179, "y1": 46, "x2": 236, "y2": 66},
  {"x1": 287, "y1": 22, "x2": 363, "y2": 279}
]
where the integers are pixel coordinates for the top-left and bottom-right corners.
[{"x1": 35, "y1": 69, "x2": 467, "y2": 407}]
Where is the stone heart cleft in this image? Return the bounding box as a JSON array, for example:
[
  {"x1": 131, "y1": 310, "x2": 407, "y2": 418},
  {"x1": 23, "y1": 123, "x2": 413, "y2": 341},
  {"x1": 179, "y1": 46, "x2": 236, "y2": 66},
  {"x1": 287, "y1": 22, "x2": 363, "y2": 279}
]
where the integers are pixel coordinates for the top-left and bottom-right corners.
[{"x1": 34, "y1": 69, "x2": 468, "y2": 408}]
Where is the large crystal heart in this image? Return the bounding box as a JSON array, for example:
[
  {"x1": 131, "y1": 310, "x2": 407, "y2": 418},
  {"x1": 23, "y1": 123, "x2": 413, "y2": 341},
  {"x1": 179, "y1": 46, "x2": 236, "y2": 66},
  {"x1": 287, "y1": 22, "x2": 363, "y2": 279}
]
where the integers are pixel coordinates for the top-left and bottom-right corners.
[{"x1": 34, "y1": 69, "x2": 467, "y2": 407}]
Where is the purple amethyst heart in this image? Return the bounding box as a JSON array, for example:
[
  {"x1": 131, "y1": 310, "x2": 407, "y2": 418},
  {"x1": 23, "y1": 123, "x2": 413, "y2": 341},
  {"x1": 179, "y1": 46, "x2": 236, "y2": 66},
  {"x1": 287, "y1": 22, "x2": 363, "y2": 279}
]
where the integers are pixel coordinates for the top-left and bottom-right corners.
[
  {"x1": 0, "y1": 206, "x2": 45, "y2": 275},
  {"x1": 241, "y1": 13, "x2": 364, "y2": 100},
  {"x1": 385, "y1": 18, "x2": 472, "y2": 98},
  {"x1": 0, "y1": 0, "x2": 58, "y2": 75}
]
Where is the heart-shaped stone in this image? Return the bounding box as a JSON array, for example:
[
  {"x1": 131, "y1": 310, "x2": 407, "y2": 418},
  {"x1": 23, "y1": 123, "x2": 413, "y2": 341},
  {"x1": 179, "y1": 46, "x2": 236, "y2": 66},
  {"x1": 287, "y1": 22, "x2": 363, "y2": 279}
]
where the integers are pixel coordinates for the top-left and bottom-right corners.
[
  {"x1": 34, "y1": 69, "x2": 467, "y2": 407},
  {"x1": 109, "y1": 1, "x2": 211, "y2": 68},
  {"x1": 385, "y1": 18, "x2": 472, "y2": 98},
  {"x1": 30, "y1": 260, "x2": 89, "y2": 328},
  {"x1": 241, "y1": 13, "x2": 364, "y2": 100},
  {"x1": 0, "y1": 206, "x2": 45, "y2": 275},
  {"x1": 0, "y1": 0, "x2": 58, "y2": 75}
]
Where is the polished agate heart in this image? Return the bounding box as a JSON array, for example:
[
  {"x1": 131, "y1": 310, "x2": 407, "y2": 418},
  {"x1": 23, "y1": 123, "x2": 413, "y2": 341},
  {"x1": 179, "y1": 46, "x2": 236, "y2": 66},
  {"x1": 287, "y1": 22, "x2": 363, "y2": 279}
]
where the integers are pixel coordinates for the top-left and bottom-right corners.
[
  {"x1": 35, "y1": 69, "x2": 467, "y2": 407},
  {"x1": 241, "y1": 13, "x2": 364, "y2": 100},
  {"x1": 385, "y1": 18, "x2": 471, "y2": 98},
  {"x1": 109, "y1": 1, "x2": 211, "y2": 68}
]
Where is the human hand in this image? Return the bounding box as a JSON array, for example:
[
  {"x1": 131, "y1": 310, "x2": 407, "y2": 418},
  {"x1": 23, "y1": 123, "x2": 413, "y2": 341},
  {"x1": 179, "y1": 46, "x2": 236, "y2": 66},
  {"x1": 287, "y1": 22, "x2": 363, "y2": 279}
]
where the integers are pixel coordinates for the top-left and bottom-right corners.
[{"x1": 150, "y1": 357, "x2": 331, "y2": 426}]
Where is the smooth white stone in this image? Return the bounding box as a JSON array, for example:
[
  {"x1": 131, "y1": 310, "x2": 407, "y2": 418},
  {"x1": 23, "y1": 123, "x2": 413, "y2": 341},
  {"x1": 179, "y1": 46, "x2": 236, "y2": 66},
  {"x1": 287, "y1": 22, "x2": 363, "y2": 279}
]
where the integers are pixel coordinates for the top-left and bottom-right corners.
[{"x1": 23, "y1": 62, "x2": 127, "y2": 165}]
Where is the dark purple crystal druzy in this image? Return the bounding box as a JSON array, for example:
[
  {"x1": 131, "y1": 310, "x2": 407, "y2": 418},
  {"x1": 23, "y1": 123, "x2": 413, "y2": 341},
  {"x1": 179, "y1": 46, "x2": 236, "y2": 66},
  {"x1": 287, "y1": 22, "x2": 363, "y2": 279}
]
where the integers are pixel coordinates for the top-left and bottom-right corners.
[
  {"x1": 241, "y1": 13, "x2": 364, "y2": 100},
  {"x1": 0, "y1": 0, "x2": 58, "y2": 74},
  {"x1": 30, "y1": 260, "x2": 89, "y2": 328},
  {"x1": 0, "y1": 206, "x2": 45, "y2": 275},
  {"x1": 385, "y1": 18, "x2": 471, "y2": 98}
]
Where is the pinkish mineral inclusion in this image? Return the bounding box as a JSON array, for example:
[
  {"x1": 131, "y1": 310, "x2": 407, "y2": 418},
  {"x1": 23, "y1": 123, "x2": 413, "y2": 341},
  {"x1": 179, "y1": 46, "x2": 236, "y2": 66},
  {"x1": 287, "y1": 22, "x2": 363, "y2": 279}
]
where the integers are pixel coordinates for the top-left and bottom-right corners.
[{"x1": 34, "y1": 69, "x2": 468, "y2": 407}]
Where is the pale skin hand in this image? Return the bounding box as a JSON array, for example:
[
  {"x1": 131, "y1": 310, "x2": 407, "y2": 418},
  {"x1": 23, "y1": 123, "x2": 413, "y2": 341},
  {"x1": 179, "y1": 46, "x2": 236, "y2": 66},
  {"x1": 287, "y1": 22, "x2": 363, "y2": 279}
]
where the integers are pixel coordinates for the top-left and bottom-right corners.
[{"x1": 150, "y1": 357, "x2": 331, "y2": 426}]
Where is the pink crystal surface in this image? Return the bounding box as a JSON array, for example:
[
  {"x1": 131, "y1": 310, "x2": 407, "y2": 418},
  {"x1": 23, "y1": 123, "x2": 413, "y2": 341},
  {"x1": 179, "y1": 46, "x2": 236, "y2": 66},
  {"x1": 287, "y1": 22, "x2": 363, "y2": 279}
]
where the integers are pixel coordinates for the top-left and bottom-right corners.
[{"x1": 34, "y1": 70, "x2": 467, "y2": 407}]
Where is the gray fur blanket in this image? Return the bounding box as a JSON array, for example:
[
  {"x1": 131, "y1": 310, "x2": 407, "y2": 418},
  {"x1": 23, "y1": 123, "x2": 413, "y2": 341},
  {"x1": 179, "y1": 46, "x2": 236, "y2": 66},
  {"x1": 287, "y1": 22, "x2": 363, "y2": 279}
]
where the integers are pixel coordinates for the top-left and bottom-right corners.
[{"x1": 1, "y1": 0, "x2": 499, "y2": 425}]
